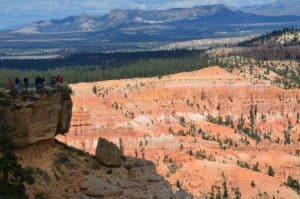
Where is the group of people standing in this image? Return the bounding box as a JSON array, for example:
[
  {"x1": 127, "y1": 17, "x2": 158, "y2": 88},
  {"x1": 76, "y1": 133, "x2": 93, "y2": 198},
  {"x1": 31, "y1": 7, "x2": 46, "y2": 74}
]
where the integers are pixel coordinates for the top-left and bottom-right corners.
[
  {"x1": 7, "y1": 75, "x2": 64, "y2": 92},
  {"x1": 8, "y1": 78, "x2": 25, "y2": 91}
]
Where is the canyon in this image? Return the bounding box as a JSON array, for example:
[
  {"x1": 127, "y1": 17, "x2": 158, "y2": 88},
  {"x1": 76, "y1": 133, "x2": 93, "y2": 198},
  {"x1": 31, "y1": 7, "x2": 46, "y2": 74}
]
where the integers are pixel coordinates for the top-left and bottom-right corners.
[
  {"x1": 0, "y1": 85, "x2": 180, "y2": 199},
  {"x1": 57, "y1": 66, "x2": 300, "y2": 198}
]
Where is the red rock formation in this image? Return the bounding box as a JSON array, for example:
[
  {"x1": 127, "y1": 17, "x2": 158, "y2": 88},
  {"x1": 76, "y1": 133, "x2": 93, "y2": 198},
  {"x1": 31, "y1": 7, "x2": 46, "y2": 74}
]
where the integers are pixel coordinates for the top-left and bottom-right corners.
[{"x1": 57, "y1": 66, "x2": 300, "y2": 198}]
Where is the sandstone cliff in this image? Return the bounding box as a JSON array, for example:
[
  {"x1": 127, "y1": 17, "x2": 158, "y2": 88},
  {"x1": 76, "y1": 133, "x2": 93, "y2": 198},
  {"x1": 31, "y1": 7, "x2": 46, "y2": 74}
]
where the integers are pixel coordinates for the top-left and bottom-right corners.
[{"x1": 0, "y1": 85, "x2": 72, "y2": 147}]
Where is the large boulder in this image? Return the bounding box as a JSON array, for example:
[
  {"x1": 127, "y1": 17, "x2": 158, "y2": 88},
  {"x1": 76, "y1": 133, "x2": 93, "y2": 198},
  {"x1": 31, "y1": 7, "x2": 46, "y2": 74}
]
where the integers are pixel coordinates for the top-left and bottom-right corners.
[
  {"x1": 0, "y1": 86, "x2": 72, "y2": 147},
  {"x1": 95, "y1": 138, "x2": 122, "y2": 167}
]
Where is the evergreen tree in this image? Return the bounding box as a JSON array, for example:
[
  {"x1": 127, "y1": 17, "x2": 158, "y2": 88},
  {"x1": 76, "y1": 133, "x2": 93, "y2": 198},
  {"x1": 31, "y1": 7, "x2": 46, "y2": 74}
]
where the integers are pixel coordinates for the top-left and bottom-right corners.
[
  {"x1": 0, "y1": 134, "x2": 34, "y2": 198},
  {"x1": 222, "y1": 173, "x2": 228, "y2": 199},
  {"x1": 268, "y1": 166, "x2": 275, "y2": 177}
]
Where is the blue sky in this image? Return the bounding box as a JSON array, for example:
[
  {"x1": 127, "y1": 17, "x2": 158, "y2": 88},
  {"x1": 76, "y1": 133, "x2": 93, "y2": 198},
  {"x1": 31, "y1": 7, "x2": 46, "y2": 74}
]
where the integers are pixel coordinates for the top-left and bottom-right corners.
[{"x1": 0, "y1": 0, "x2": 275, "y2": 30}]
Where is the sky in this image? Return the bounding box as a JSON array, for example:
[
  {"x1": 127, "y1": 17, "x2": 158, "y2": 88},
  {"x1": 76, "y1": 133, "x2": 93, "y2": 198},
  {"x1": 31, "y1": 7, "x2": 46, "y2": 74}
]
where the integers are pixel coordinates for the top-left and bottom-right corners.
[{"x1": 0, "y1": 0, "x2": 276, "y2": 30}]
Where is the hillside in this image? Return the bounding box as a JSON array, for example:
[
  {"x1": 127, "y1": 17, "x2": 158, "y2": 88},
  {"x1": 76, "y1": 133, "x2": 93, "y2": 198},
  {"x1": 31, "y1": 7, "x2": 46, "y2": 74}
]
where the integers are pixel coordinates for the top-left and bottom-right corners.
[
  {"x1": 206, "y1": 28, "x2": 300, "y2": 89},
  {"x1": 17, "y1": 140, "x2": 178, "y2": 199},
  {"x1": 238, "y1": 28, "x2": 300, "y2": 47},
  {"x1": 57, "y1": 66, "x2": 300, "y2": 198},
  {"x1": 243, "y1": 0, "x2": 300, "y2": 16}
]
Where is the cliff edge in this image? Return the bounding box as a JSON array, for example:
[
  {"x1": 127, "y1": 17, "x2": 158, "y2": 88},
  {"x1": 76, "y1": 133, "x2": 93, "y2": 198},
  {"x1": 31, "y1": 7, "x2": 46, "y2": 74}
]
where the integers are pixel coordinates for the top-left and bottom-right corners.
[{"x1": 0, "y1": 85, "x2": 73, "y2": 147}]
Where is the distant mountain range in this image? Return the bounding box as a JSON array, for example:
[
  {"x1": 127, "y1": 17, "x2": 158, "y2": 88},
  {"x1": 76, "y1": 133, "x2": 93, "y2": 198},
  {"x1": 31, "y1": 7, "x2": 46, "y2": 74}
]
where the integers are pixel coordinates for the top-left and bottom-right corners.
[
  {"x1": 1, "y1": 4, "x2": 300, "y2": 53},
  {"x1": 13, "y1": 5, "x2": 239, "y2": 34},
  {"x1": 243, "y1": 0, "x2": 300, "y2": 16},
  {"x1": 9, "y1": 4, "x2": 300, "y2": 34}
]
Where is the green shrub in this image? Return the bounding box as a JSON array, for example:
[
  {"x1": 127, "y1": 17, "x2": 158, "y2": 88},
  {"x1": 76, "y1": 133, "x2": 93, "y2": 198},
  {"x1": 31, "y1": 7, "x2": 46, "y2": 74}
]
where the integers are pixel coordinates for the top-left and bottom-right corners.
[
  {"x1": 0, "y1": 135, "x2": 34, "y2": 198},
  {"x1": 286, "y1": 176, "x2": 300, "y2": 193},
  {"x1": 268, "y1": 166, "x2": 275, "y2": 177},
  {"x1": 92, "y1": 85, "x2": 97, "y2": 95}
]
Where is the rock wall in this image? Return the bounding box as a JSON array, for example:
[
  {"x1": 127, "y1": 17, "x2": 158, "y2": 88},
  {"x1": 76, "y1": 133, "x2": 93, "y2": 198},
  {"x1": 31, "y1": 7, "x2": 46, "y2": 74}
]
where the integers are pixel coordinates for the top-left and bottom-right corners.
[{"x1": 0, "y1": 86, "x2": 72, "y2": 147}]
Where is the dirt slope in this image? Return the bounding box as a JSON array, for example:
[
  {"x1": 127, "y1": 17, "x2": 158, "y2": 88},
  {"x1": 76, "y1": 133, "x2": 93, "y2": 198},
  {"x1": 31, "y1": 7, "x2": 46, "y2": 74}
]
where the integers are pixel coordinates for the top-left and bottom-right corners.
[{"x1": 17, "y1": 140, "x2": 175, "y2": 199}]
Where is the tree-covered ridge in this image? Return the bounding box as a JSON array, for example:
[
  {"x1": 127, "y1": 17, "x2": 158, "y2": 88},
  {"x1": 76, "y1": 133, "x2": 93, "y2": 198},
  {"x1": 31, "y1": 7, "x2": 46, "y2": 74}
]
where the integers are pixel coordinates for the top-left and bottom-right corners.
[
  {"x1": 0, "y1": 50, "x2": 202, "y2": 70},
  {"x1": 238, "y1": 28, "x2": 300, "y2": 47},
  {"x1": 1, "y1": 47, "x2": 299, "y2": 90},
  {"x1": 0, "y1": 50, "x2": 214, "y2": 88}
]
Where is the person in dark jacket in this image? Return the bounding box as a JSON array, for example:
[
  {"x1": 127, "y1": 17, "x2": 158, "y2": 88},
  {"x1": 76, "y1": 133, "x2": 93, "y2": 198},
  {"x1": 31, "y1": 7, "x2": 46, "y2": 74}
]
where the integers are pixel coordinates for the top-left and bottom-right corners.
[
  {"x1": 15, "y1": 78, "x2": 20, "y2": 91},
  {"x1": 51, "y1": 76, "x2": 56, "y2": 86},
  {"x1": 41, "y1": 77, "x2": 45, "y2": 88},
  {"x1": 24, "y1": 78, "x2": 29, "y2": 92},
  {"x1": 35, "y1": 76, "x2": 41, "y2": 91}
]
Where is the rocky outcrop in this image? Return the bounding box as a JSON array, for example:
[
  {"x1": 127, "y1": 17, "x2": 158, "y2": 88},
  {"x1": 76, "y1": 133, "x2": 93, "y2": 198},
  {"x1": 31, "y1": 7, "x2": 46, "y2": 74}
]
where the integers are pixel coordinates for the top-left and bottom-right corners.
[
  {"x1": 0, "y1": 85, "x2": 72, "y2": 147},
  {"x1": 95, "y1": 138, "x2": 122, "y2": 167}
]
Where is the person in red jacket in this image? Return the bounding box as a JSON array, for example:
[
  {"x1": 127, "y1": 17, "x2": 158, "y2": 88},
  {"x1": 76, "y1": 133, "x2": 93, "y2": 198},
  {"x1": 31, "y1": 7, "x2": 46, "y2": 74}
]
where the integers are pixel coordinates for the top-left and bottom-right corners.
[
  {"x1": 8, "y1": 79, "x2": 14, "y2": 91},
  {"x1": 56, "y1": 75, "x2": 64, "y2": 84},
  {"x1": 59, "y1": 75, "x2": 63, "y2": 84}
]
